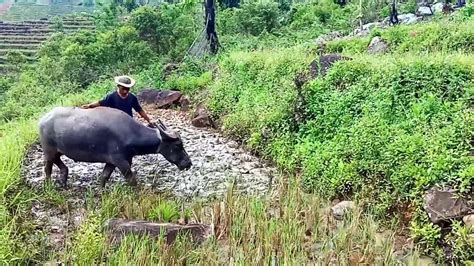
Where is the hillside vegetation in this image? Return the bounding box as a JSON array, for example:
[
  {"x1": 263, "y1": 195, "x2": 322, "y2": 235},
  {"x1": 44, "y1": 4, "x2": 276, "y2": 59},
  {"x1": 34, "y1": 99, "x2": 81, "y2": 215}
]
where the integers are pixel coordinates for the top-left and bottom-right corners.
[{"x1": 0, "y1": 0, "x2": 473, "y2": 264}]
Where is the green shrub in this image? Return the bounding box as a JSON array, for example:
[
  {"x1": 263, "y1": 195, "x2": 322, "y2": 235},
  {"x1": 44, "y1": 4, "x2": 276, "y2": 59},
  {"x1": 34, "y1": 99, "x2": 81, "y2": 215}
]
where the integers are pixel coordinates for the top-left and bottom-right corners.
[
  {"x1": 147, "y1": 200, "x2": 180, "y2": 222},
  {"x1": 38, "y1": 26, "x2": 155, "y2": 89},
  {"x1": 219, "y1": 2, "x2": 281, "y2": 36},
  {"x1": 129, "y1": 4, "x2": 199, "y2": 59},
  {"x1": 326, "y1": 17, "x2": 474, "y2": 54},
  {"x1": 210, "y1": 52, "x2": 473, "y2": 213},
  {"x1": 208, "y1": 47, "x2": 310, "y2": 143},
  {"x1": 70, "y1": 213, "x2": 105, "y2": 264},
  {"x1": 287, "y1": 0, "x2": 352, "y2": 32}
]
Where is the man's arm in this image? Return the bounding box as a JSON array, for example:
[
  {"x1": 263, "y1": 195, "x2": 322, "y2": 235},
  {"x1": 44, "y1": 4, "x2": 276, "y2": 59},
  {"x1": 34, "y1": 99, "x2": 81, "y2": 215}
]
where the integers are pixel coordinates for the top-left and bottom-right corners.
[
  {"x1": 81, "y1": 101, "x2": 101, "y2": 109},
  {"x1": 132, "y1": 96, "x2": 154, "y2": 125},
  {"x1": 138, "y1": 110, "x2": 153, "y2": 124},
  {"x1": 82, "y1": 93, "x2": 111, "y2": 109}
]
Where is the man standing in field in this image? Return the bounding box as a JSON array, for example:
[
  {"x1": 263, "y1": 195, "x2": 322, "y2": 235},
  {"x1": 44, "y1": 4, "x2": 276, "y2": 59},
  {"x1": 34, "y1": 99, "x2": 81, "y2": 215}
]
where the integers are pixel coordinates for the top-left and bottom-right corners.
[{"x1": 82, "y1": 75, "x2": 156, "y2": 126}]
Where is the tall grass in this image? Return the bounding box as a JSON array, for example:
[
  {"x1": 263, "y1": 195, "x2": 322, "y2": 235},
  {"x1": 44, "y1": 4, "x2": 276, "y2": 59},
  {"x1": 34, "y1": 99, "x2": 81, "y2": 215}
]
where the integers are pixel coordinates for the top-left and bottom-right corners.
[{"x1": 54, "y1": 179, "x2": 414, "y2": 265}]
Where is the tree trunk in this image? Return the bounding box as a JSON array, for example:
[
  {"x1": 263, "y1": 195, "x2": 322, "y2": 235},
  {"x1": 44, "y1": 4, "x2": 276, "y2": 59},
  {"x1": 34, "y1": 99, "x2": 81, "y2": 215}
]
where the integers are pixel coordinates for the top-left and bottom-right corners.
[{"x1": 205, "y1": 0, "x2": 219, "y2": 54}]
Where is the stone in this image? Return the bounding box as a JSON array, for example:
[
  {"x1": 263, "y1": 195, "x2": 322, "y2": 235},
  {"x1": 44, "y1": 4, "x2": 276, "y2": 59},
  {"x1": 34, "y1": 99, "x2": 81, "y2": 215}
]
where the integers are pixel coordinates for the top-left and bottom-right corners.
[
  {"x1": 398, "y1": 13, "x2": 421, "y2": 25},
  {"x1": 432, "y1": 2, "x2": 444, "y2": 13},
  {"x1": 155, "y1": 90, "x2": 183, "y2": 109},
  {"x1": 191, "y1": 104, "x2": 215, "y2": 128},
  {"x1": 137, "y1": 89, "x2": 184, "y2": 109},
  {"x1": 309, "y1": 54, "x2": 351, "y2": 79},
  {"x1": 178, "y1": 96, "x2": 191, "y2": 111},
  {"x1": 362, "y1": 22, "x2": 382, "y2": 31},
  {"x1": 105, "y1": 218, "x2": 213, "y2": 245},
  {"x1": 163, "y1": 63, "x2": 179, "y2": 78},
  {"x1": 367, "y1": 36, "x2": 389, "y2": 54},
  {"x1": 463, "y1": 214, "x2": 474, "y2": 228},
  {"x1": 314, "y1": 31, "x2": 343, "y2": 51},
  {"x1": 137, "y1": 88, "x2": 161, "y2": 104},
  {"x1": 423, "y1": 187, "x2": 471, "y2": 224},
  {"x1": 417, "y1": 6, "x2": 433, "y2": 16},
  {"x1": 331, "y1": 201, "x2": 355, "y2": 220}
]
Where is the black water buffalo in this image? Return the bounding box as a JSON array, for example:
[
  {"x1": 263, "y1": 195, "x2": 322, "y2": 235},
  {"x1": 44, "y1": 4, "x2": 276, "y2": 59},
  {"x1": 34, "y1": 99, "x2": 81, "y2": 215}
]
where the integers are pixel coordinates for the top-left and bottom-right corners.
[{"x1": 38, "y1": 106, "x2": 192, "y2": 188}]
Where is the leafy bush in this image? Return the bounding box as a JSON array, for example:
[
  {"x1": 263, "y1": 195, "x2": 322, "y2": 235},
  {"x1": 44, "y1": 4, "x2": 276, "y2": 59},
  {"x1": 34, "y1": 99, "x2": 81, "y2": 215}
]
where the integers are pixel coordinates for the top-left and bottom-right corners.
[
  {"x1": 400, "y1": 0, "x2": 417, "y2": 14},
  {"x1": 129, "y1": 4, "x2": 199, "y2": 59},
  {"x1": 208, "y1": 47, "x2": 310, "y2": 144},
  {"x1": 287, "y1": 0, "x2": 352, "y2": 33},
  {"x1": 70, "y1": 214, "x2": 106, "y2": 264},
  {"x1": 325, "y1": 17, "x2": 474, "y2": 54},
  {"x1": 38, "y1": 26, "x2": 155, "y2": 89},
  {"x1": 219, "y1": 2, "x2": 281, "y2": 36},
  {"x1": 209, "y1": 51, "x2": 473, "y2": 213}
]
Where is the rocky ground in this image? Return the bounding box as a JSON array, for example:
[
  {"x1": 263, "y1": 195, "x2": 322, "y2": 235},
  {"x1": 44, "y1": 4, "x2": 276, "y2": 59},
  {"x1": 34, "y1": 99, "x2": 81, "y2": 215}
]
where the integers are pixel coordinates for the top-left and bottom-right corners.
[
  {"x1": 23, "y1": 107, "x2": 277, "y2": 197},
  {"x1": 20, "y1": 106, "x2": 278, "y2": 253}
]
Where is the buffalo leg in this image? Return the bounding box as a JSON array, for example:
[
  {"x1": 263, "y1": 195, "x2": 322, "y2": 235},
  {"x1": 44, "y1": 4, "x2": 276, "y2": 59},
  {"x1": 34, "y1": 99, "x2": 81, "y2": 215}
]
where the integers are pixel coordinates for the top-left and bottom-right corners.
[
  {"x1": 53, "y1": 155, "x2": 69, "y2": 188},
  {"x1": 100, "y1": 163, "x2": 116, "y2": 187},
  {"x1": 44, "y1": 160, "x2": 54, "y2": 182},
  {"x1": 116, "y1": 160, "x2": 137, "y2": 186}
]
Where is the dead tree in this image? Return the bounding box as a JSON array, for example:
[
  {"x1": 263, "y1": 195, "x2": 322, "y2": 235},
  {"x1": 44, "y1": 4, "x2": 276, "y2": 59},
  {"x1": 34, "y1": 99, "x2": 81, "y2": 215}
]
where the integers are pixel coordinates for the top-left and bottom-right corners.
[
  {"x1": 389, "y1": 0, "x2": 399, "y2": 25},
  {"x1": 205, "y1": 0, "x2": 219, "y2": 54}
]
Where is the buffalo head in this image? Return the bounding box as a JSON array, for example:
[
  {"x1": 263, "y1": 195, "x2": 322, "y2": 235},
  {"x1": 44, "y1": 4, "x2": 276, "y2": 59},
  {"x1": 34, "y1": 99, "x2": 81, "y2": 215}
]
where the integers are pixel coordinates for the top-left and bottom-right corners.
[{"x1": 152, "y1": 120, "x2": 192, "y2": 170}]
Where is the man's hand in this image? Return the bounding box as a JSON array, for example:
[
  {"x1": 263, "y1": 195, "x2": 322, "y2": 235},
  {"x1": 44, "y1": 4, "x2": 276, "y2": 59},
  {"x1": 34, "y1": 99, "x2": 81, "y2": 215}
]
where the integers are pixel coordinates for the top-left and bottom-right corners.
[
  {"x1": 147, "y1": 122, "x2": 158, "y2": 128},
  {"x1": 81, "y1": 102, "x2": 100, "y2": 109}
]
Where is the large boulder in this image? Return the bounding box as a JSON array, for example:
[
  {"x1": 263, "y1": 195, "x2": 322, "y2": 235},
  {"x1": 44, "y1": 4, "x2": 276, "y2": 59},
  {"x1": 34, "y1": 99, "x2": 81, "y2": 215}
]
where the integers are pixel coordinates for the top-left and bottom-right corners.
[
  {"x1": 432, "y1": 2, "x2": 444, "y2": 13},
  {"x1": 137, "y1": 89, "x2": 187, "y2": 110},
  {"x1": 314, "y1": 31, "x2": 343, "y2": 52},
  {"x1": 136, "y1": 88, "x2": 161, "y2": 105},
  {"x1": 423, "y1": 187, "x2": 472, "y2": 224},
  {"x1": 191, "y1": 104, "x2": 215, "y2": 128},
  {"x1": 463, "y1": 214, "x2": 474, "y2": 229},
  {"x1": 331, "y1": 201, "x2": 355, "y2": 220},
  {"x1": 351, "y1": 22, "x2": 385, "y2": 37},
  {"x1": 310, "y1": 54, "x2": 352, "y2": 79},
  {"x1": 398, "y1": 13, "x2": 421, "y2": 25},
  {"x1": 367, "y1": 36, "x2": 389, "y2": 54},
  {"x1": 104, "y1": 218, "x2": 213, "y2": 245},
  {"x1": 416, "y1": 6, "x2": 433, "y2": 16},
  {"x1": 155, "y1": 90, "x2": 183, "y2": 109}
]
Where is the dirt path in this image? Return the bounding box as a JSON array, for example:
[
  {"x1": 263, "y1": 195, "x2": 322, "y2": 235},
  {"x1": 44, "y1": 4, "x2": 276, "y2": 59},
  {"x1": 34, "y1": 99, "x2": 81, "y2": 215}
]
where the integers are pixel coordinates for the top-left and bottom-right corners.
[{"x1": 20, "y1": 106, "x2": 278, "y2": 253}]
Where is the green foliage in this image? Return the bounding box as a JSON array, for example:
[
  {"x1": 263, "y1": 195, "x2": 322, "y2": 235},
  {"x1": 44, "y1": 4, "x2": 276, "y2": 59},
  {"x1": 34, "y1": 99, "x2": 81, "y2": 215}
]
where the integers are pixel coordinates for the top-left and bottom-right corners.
[
  {"x1": 326, "y1": 17, "x2": 474, "y2": 54},
  {"x1": 460, "y1": 3, "x2": 474, "y2": 18},
  {"x1": 147, "y1": 200, "x2": 180, "y2": 222},
  {"x1": 38, "y1": 26, "x2": 155, "y2": 89},
  {"x1": 92, "y1": 5, "x2": 122, "y2": 31},
  {"x1": 287, "y1": 0, "x2": 352, "y2": 33},
  {"x1": 208, "y1": 47, "x2": 310, "y2": 143},
  {"x1": 445, "y1": 221, "x2": 474, "y2": 263},
  {"x1": 210, "y1": 51, "x2": 473, "y2": 218},
  {"x1": 400, "y1": 0, "x2": 417, "y2": 14},
  {"x1": 0, "y1": 76, "x2": 14, "y2": 97},
  {"x1": 70, "y1": 213, "x2": 105, "y2": 264},
  {"x1": 6, "y1": 51, "x2": 28, "y2": 66},
  {"x1": 219, "y1": 2, "x2": 281, "y2": 36},
  {"x1": 129, "y1": 4, "x2": 199, "y2": 59},
  {"x1": 51, "y1": 16, "x2": 64, "y2": 32},
  {"x1": 165, "y1": 71, "x2": 213, "y2": 94}
]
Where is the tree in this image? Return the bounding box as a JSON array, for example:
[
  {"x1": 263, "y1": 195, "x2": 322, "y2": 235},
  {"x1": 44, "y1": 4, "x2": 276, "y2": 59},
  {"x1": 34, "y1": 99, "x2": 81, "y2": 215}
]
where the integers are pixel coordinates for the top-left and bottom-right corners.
[{"x1": 205, "y1": 0, "x2": 219, "y2": 54}]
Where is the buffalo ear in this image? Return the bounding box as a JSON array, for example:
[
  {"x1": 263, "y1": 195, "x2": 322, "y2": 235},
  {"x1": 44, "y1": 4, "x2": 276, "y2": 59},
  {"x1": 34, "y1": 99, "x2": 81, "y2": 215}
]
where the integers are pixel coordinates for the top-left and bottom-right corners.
[{"x1": 156, "y1": 121, "x2": 179, "y2": 139}]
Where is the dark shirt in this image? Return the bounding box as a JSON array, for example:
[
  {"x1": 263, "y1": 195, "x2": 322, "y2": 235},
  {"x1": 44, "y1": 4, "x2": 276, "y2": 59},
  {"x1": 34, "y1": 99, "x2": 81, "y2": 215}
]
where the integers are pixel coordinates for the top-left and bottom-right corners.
[{"x1": 99, "y1": 91, "x2": 143, "y2": 117}]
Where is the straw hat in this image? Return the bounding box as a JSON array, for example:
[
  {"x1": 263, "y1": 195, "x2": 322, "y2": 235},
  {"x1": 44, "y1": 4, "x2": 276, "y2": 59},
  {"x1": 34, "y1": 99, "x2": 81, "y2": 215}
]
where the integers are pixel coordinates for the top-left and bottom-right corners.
[{"x1": 114, "y1": 75, "x2": 136, "y2": 88}]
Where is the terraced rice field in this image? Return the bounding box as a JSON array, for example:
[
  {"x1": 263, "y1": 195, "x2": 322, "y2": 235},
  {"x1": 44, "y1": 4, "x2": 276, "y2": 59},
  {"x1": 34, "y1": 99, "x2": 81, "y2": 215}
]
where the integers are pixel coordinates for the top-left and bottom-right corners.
[
  {"x1": 0, "y1": 16, "x2": 95, "y2": 74},
  {"x1": 0, "y1": 2, "x2": 95, "y2": 21}
]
